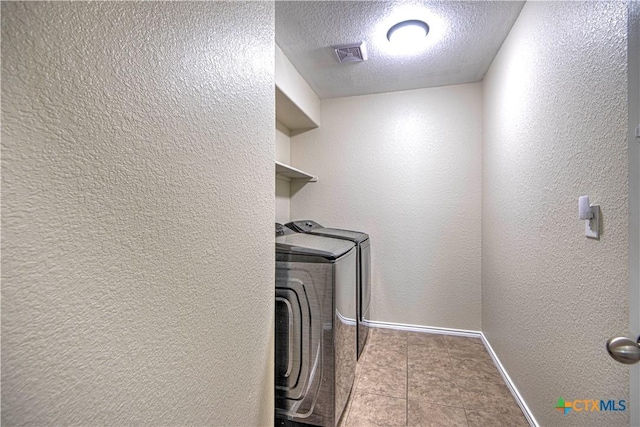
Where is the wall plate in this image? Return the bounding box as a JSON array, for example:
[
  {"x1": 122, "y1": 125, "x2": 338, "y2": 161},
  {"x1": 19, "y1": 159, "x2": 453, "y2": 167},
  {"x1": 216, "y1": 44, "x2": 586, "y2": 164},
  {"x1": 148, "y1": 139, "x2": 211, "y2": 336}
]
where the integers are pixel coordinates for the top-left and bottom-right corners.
[{"x1": 586, "y1": 204, "x2": 600, "y2": 239}]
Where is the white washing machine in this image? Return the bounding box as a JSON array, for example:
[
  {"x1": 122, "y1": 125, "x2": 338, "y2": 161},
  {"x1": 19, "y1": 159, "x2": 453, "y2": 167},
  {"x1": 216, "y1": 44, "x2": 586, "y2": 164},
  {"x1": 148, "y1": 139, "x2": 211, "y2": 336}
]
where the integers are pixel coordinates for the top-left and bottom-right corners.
[{"x1": 275, "y1": 223, "x2": 356, "y2": 427}]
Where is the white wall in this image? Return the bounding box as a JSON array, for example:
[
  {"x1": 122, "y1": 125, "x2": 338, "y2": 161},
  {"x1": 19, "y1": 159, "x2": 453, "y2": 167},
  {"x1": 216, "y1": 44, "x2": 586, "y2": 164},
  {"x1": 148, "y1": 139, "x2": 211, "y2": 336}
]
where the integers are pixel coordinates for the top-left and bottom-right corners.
[
  {"x1": 482, "y1": 2, "x2": 629, "y2": 426},
  {"x1": 1, "y1": 2, "x2": 274, "y2": 425},
  {"x1": 291, "y1": 83, "x2": 482, "y2": 330},
  {"x1": 276, "y1": 121, "x2": 292, "y2": 223}
]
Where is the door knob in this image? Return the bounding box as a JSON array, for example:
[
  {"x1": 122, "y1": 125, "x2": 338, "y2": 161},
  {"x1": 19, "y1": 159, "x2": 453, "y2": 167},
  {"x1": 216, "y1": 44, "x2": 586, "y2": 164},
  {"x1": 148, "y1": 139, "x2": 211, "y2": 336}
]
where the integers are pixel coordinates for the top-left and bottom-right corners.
[{"x1": 606, "y1": 336, "x2": 640, "y2": 364}]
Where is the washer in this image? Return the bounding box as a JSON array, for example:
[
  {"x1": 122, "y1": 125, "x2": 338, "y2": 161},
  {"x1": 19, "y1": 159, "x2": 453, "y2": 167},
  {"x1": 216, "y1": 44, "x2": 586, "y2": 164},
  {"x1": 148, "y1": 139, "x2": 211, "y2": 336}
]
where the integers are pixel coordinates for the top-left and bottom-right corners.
[
  {"x1": 286, "y1": 221, "x2": 371, "y2": 360},
  {"x1": 275, "y1": 223, "x2": 356, "y2": 427}
]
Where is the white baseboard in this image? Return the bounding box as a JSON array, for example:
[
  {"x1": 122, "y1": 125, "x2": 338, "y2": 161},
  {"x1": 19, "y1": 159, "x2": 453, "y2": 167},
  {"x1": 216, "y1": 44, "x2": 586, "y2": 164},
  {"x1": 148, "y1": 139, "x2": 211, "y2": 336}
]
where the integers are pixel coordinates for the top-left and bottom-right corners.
[
  {"x1": 366, "y1": 319, "x2": 482, "y2": 338},
  {"x1": 480, "y1": 332, "x2": 539, "y2": 427},
  {"x1": 367, "y1": 321, "x2": 538, "y2": 427}
]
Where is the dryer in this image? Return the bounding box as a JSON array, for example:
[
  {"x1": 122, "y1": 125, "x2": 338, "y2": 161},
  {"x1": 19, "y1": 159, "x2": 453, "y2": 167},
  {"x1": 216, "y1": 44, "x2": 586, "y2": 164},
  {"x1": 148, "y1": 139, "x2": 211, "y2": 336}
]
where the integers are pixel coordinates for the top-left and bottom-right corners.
[
  {"x1": 286, "y1": 221, "x2": 371, "y2": 360},
  {"x1": 275, "y1": 223, "x2": 356, "y2": 427}
]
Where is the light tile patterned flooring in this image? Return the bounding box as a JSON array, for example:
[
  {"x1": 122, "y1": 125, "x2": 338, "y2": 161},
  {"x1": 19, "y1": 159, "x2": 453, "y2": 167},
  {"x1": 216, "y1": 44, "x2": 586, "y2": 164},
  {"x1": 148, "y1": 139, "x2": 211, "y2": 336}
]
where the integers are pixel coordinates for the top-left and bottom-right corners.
[{"x1": 339, "y1": 328, "x2": 529, "y2": 427}]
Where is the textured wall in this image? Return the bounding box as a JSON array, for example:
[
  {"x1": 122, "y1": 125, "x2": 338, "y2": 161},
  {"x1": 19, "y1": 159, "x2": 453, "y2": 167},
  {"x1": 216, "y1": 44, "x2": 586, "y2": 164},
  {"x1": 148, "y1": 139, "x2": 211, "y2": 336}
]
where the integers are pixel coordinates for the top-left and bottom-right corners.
[
  {"x1": 482, "y1": 2, "x2": 629, "y2": 426},
  {"x1": 628, "y1": 4, "x2": 640, "y2": 426},
  {"x1": 2, "y1": 2, "x2": 274, "y2": 425},
  {"x1": 291, "y1": 83, "x2": 482, "y2": 330}
]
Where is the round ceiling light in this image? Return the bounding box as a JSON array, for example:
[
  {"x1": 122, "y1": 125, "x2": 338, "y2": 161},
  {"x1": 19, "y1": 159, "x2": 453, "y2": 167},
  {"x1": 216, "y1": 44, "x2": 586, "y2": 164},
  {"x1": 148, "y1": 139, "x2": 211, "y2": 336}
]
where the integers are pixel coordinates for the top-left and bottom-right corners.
[{"x1": 386, "y1": 20, "x2": 430, "y2": 48}]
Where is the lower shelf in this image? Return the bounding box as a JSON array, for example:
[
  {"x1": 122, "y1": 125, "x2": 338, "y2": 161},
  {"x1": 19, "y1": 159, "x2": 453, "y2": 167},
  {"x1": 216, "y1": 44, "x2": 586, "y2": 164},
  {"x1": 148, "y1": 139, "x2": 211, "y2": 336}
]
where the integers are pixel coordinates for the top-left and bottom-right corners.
[{"x1": 276, "y1": 161, "x2": 318, "y2": 182}]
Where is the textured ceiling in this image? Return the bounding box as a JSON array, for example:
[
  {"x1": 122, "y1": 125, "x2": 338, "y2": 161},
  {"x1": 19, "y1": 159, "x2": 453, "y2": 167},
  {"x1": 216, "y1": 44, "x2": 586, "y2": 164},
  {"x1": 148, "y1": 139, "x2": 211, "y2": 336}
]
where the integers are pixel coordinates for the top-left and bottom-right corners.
[{"x1": 275, "y1": 1, "x2": 525, "y2": 99}]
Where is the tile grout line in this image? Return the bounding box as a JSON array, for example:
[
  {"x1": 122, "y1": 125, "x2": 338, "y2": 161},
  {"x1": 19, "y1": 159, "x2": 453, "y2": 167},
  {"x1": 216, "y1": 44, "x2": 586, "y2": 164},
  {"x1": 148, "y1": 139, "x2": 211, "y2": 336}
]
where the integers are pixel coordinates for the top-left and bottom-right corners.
[
  {"x1": 445, "y1": 336, "x2": 471, "y2": 427},
  {"x1": 354, "y1": 389, "x2": 405, "y2": 400},
  {"x1": 344, "y1": 363, "x2": 357, "y2": 426}
]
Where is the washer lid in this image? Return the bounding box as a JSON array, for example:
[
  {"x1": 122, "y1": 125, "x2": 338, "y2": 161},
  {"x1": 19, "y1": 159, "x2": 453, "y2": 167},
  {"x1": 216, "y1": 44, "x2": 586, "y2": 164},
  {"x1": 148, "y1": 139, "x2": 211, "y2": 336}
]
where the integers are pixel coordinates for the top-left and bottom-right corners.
[
  {"x1": 308, "y1": 227, "x2": 369, "y2": 243},
  {"x1": 276, "y1": 232, "x2": 355, "y2": 260},
  {"x1": 287, "y1": 220, "x2": 369, "y2": 243}
]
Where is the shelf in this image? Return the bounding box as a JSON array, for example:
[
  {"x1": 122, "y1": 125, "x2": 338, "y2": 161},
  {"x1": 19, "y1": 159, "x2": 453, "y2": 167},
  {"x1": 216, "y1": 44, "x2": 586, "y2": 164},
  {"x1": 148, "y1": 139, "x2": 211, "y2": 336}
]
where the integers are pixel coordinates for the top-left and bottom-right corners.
[
  {"x1": 275, "y1": 46, "x2": 320, "y2": 136},
  {"x1": 276, "y1": 87, "x2": 319, "y2": 135},
  {"x1": 276, "y1": 161, "x2": 318, "y2": 182}
]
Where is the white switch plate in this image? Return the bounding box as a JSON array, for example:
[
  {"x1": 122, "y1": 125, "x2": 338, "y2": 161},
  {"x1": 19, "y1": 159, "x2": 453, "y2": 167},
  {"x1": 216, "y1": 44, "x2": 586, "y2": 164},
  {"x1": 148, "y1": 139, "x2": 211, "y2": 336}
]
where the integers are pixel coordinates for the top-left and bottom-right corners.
[{"x1": 586, "y1": 204, "x2": 600, "y2": 239}]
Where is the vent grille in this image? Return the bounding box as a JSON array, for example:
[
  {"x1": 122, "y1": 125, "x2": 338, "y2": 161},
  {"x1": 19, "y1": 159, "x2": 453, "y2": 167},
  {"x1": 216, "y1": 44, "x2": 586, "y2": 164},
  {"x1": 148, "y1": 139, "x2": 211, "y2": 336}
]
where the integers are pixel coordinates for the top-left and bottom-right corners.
[{"x1": 333, "y1": 42, "x2": 368, "y2": 63}]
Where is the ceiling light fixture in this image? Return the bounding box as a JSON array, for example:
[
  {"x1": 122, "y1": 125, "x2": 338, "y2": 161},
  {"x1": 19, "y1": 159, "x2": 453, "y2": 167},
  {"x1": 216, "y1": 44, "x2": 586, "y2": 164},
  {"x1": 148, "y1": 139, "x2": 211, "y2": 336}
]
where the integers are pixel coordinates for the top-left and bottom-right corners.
[{"x1": 386, "y1": 20, "x2": 429, "y2": 49}]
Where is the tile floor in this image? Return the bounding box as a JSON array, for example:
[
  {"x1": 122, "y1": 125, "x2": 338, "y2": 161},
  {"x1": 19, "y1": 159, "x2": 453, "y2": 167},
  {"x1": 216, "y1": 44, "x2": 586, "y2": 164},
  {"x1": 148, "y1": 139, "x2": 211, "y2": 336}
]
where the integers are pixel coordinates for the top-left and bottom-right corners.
[{"x1": 339, "y1": 328, "x2": 529, "y2": 427}]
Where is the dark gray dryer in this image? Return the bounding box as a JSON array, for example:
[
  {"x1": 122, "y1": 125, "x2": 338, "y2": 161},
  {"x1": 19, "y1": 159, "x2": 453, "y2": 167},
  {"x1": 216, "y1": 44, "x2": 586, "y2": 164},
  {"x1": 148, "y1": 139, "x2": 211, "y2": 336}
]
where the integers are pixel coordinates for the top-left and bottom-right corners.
[
  {"x1": 275, "y1": 223, "x2": 356, "y2": 427},
  {"x1": 286, "y1": 220, "x2": 371, "y2": 360}
]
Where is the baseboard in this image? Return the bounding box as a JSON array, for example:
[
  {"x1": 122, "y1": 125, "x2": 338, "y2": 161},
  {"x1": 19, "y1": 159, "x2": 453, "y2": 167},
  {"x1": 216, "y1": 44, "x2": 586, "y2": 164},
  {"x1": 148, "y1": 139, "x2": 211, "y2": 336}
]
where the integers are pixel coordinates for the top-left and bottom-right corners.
[
  {"x1": 366, "y1": 320, "x2": 482, "y2": 338},
  {"x1": 479, "y1": 333, "x2": 539, "y2": 427},
  {"x1": 367, "y1": 321, "x2": 538, "y2": 427}
]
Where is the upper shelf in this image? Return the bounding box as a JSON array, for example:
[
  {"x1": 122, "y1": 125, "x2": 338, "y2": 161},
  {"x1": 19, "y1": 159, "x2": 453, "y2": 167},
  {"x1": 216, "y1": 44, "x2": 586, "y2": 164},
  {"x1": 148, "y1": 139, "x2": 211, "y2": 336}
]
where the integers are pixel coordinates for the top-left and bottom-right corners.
[
  {"x1": 276, "y1": 161, "x2": 318, "y2": 182},
  {"x1": 275, "y1": 45, "x2": 320, "y2": 136},
  {"x1": 276, "y1": 87, "x2": 318, "y2": 135}
]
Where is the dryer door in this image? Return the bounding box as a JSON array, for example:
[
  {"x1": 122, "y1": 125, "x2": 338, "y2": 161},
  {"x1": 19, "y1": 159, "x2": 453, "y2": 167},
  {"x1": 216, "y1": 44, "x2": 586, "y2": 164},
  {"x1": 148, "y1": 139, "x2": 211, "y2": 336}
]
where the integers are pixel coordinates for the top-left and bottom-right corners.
[
  {"x1": 275, "y1": 266, "x2": 324, "y2": 419},
  {"x1": 275, "y1": 292, "x2": 303, "y2": 391}
]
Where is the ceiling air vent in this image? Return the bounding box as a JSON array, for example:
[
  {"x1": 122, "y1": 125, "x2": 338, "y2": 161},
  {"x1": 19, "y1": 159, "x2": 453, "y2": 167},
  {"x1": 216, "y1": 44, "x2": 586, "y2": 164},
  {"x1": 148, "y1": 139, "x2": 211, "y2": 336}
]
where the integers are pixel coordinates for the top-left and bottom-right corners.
[{"x1": 333, "y1": 42, "x2": 368, "y2": 63}]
